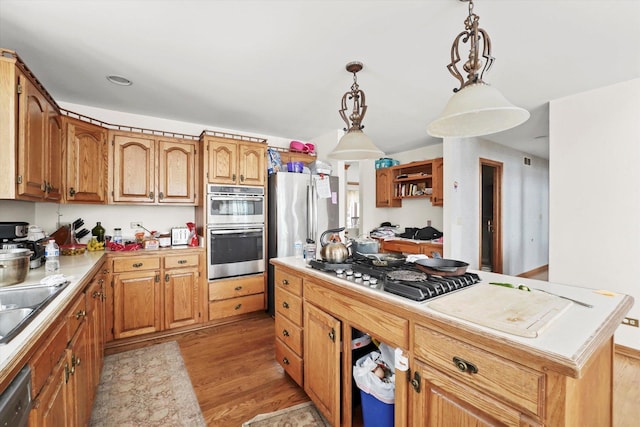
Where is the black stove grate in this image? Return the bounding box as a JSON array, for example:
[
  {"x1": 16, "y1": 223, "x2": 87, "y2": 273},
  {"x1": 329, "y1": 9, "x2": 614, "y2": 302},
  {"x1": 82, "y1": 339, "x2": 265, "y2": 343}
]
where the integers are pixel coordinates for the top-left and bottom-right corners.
[{"x1": 308, "y1": 258, "x2": 481, "y2": 302}]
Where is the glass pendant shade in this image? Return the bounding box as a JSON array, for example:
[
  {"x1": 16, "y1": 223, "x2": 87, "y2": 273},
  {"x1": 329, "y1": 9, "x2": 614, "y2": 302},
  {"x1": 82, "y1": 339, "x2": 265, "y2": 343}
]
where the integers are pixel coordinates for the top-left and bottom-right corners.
[
  {"x1": 427, "y1": 83, "x2": 530, "y2": 139},
  {"x1": 328, "y1": 129, "x2": 384, "y2": 160}
]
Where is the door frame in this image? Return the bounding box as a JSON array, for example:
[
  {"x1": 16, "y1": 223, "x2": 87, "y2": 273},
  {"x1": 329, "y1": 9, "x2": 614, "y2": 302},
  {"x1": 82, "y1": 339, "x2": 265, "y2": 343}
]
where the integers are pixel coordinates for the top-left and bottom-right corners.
[{"x1": 479, "y1": 158, "x2": 503, "y2": 273}]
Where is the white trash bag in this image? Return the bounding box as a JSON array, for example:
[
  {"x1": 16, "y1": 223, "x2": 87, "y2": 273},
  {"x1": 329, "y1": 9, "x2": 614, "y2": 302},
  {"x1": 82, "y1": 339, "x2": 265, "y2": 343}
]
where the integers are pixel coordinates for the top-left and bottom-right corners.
[{"x1": 353, "y1": 343, "x2": 396, "y2": 404}]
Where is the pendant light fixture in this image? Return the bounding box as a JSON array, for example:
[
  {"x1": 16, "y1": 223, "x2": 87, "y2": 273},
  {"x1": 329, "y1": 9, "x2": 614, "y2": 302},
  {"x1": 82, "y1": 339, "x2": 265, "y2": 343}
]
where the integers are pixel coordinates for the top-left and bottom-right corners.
[
  {"x1": 427, "y1": 0, "x2": 529, "y2": 138},
  {"x1": 328, "y1": 61, "x2": 384, "y2": 160}
]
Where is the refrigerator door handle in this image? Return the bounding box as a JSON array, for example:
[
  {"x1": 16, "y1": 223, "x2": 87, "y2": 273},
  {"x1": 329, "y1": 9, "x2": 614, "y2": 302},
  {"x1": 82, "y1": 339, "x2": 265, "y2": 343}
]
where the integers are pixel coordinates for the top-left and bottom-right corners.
[{"x1": 307, "y1": 182, "x2": 315, "y2": 242}]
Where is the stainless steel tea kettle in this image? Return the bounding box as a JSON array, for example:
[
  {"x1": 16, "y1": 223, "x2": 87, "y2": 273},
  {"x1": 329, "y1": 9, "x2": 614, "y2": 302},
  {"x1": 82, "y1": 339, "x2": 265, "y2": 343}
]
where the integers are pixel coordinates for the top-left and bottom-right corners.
[{"x1": 319, "y1": 227, "x2": 350, "y2": 263}]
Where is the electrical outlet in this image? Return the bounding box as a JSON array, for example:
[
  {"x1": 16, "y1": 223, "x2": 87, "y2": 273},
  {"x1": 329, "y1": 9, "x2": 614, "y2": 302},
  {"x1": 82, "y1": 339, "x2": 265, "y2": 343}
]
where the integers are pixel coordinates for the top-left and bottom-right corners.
[
  {"x1": 622, "y1": 317, "x2": 639, "y2": 327},
  {"x1": 130, "y1": 221, "x2": 142, "y2": 229}
]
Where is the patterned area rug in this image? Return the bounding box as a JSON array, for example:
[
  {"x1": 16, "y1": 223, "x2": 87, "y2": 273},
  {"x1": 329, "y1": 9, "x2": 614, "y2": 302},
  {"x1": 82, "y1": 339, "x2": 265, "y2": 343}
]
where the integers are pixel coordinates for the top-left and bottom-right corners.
[
  {"x1": 242, "y1": 401, "x2": 331, "y2": 427},
  {"x1": 90, "y1": 341, "x2": 206, "y2": 426}
]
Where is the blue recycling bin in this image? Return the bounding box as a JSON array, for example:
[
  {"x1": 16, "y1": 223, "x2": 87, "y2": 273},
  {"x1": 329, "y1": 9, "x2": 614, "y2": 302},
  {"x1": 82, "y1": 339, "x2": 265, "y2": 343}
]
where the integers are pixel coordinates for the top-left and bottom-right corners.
[{"x1": 359, "y1": 389, "x2": 394, "y2": 427}]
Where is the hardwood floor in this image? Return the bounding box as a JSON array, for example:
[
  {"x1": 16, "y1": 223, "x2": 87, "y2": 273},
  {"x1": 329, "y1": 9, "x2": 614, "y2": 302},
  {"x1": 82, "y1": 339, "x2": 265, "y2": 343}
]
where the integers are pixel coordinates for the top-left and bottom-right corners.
[{"x1": 106, "y1": 312, "x2": 639, "y2": 426}]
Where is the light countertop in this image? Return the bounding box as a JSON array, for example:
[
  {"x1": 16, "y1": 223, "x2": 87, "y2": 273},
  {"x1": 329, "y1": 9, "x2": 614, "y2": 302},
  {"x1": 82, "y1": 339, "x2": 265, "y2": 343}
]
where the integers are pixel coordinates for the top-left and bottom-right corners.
[{"x1": 270, "y1": 256, "x2": 633, "y2": 377}]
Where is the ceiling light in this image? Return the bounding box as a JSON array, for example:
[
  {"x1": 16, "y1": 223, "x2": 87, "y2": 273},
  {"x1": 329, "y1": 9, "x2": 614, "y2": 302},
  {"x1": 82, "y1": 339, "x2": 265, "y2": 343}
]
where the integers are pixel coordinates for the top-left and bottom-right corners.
[
  {"x1": 427, "y1": 0, "x2": 529, "y2": 138},
  {"x1": 106, "y1": 75, "x2": 133, "y2": 86},
  {"x1": 328, "y1": 61, "x2": 384, "y2": 160}
]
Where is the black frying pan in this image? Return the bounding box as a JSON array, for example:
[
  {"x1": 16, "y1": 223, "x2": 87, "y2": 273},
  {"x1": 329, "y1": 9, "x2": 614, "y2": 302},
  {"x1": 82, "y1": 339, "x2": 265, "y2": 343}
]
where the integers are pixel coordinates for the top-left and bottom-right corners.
[{"x1": 414, "y1": 258, "x2": 469, "y2": 276}]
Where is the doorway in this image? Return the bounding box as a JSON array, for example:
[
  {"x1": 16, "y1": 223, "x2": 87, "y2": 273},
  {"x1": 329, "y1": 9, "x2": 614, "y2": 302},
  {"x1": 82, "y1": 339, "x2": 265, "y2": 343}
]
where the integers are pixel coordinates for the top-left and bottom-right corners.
[{"x1": 480, "y1": 159, "x2": 503, "y2": 273}]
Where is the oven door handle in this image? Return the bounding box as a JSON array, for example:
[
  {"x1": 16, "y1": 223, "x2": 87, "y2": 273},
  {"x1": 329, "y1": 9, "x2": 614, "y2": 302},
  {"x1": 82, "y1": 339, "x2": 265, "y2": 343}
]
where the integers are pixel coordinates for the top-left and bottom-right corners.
[
  {"x1": 209, "y1": 228, "x2": 263, "y2": 235},
  {"x1": 209, "y1": 195, "x2": 264, "y2": 201}
]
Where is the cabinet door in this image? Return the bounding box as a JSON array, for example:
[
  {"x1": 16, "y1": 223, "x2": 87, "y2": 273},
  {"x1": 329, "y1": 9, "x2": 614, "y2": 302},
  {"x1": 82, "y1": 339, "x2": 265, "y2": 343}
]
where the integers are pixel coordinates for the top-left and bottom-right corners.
[
  {"x1": 238, "y1": 142, "x2": 265, "y2": 186},
  {"x1": 304, "y1": 303, "x2": 341, "y2": 427},
  {"x1": 29, "y1": 351, "x2": 71, "y2": 427},
  {"x1": 431, "y1": 157, "x2": 443, "y2": 206},
  {"x1": 45, "y1": 111, "x2": 63, "y2": 202},
  {"x1": 208, "y1": 139, "x2": 238, "y2": 184},
  {"x1": 86, "y1": 269, "x2": 106, "y2": 397},
  {"x1": 112, "y1": 270, "x2": 161, "y2": 338},
  {"x1": 65, "y1": 117, "x2": 107, "y2": 203},
  {"x1": 411, "y1": 359, "x2": 534, "y2": 427},
  {"x1": 158, "y1": 138, "x2": 198, "y2": 204},
  {"x1": 17, "y1": 74, "x2": 47, "y2": 199},
  {"x1": 112, "y1": 134, "x2": 156, "y2": 203},
  {"x1": 164, "y1": 268, "x2": 200, "y2": 329},
  {"x1": 69, "y1": 322, "x2": 91, "y2": 426},
  {"x1": 376, "y1": 168, "x2": 401, "y2": 208}
]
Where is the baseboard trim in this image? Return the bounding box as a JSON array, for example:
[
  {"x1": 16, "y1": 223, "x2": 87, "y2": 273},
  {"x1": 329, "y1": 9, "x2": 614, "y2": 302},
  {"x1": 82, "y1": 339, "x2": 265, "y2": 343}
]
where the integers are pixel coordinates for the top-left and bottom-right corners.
[
  {"x1": 616, "y1": 344, "x2": 640, "y2": 361},
  {"x1": 518, "y1": 265, "x2": 549, "y2": 278}
]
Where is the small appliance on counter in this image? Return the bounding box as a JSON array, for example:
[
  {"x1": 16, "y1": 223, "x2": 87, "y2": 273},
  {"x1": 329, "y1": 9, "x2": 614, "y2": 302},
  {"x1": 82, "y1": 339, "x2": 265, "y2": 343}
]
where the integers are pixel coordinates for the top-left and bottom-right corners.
[
  {"x1": 171, "y1": 227, "x2": 190, "y2": 246},
  {"x1": 0, "y1": 221, "x2": 45, "y2": 269}
]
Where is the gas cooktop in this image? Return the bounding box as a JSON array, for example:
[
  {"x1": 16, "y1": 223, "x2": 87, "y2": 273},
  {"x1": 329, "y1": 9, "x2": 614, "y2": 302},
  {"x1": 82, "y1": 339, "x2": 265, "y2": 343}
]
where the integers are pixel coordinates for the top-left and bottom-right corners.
[{"x1": 308, "y1": 259, "x2": 481, "y2": 302}]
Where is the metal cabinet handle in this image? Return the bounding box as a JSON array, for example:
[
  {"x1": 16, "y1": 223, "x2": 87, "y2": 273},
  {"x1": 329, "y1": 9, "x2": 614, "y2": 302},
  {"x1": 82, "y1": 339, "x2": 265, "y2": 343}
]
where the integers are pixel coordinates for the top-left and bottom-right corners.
[
  {"x1": 165, "y1": 273, "x2": 170, "y2": 282},
  {"x1": 282, "y1": 301, "x2": 289, "y2": 309},
  {"x1": 149, "y1": 191, "x2": 154, "y2": 199},
  {"x1": 282, "y1": 357, "x2": 290, "y2": 365},
  {"x1": 69, "y1": 187, "x2": 76, "y2": 196},
  {"x1": 235, "y1": 303, "x2": 242, "y2": 310},
  {"x1": 453, "y1": 356, "x2": 478, "y2": 374},
  {"x1": 232, "y1": 174, "x2": 236, "y2": 181},
  {"x1": 234, "y1": 286, "x2": 243, "y2": 291},
  {"x1": 282, "y1": 279, "x2": 289, "y2": 285},
  {"x1": 240, "y1": 174, "x2": 245, "y2": 182},
  {"x1": 75, "y1": 310, "x2": 86, "y2": 319},
  {"x1": 178, "y1": 259, "x2": 187, "y2": 264},
  {"x1": 132, "y1": 262, "x2": 143, "y2": 268},
  {"x1": 159, "y1": 192, "x2": 164, "y2": 200},
  {"x1": 282, "y1": 329, "x2": 289, "y2": 337}
]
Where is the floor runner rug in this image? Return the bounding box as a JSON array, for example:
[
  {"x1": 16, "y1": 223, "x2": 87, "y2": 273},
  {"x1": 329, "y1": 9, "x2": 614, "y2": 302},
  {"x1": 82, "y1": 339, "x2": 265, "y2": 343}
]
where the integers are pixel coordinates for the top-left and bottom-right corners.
[
  {"x1": 90, "y1": 341, "x2": 206, "y2": 426},
  {"x1": 242, "y1": 401, "x2": 331, "y2": 427}
]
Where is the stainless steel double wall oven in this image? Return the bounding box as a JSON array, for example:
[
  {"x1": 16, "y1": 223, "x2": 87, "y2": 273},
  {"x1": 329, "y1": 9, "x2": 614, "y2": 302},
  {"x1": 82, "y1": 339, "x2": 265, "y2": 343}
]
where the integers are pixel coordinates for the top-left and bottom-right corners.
[{"x1": 206, "y1": 184, "x2": 265, "y2": 280}]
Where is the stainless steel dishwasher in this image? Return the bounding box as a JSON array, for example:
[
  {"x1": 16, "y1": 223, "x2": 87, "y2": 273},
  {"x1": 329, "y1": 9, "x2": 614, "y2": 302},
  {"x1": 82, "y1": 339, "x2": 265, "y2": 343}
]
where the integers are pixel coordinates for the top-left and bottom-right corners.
[{"x1": 0, "y1": 365, "x2": 31, "y2": 427}]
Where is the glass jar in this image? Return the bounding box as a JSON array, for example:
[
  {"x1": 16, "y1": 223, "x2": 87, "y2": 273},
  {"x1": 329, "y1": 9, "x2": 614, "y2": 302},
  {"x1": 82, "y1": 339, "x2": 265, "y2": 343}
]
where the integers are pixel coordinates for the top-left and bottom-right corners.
[{"x1": 113, "y1": 228, "x2": 122, "y2": 244}]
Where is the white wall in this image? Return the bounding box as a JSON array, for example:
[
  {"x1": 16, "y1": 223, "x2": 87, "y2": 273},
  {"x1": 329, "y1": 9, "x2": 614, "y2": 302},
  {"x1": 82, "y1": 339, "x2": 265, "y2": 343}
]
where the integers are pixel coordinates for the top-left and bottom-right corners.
[
  {"x1": 443, "y1": 137, "x2": 549, "y2": 275},
  {"x1": 549, "y1": 78, "x2": 640, "y2": 350}
]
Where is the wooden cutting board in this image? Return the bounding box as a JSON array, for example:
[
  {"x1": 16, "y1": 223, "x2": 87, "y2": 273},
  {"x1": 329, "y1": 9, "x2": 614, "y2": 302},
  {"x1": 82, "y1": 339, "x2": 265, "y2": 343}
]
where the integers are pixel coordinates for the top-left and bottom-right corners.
[{"x1": 428, "y1": 284, "x2": 573, "y2": 338}]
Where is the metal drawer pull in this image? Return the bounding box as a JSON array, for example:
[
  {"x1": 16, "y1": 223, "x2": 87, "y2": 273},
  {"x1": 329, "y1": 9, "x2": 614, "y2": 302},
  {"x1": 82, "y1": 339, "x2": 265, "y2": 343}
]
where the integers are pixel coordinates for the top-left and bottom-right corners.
[
  {"x1": 282, "y1": 301, "x2": 289, "y2": 309},
  {"x1": 282, "y1": 329, "x2": 289, "y2": 337},
  {"x1": 282, "y1": 279, "x2": 289, "y2": 285},
  {"x1": 235, "y1": 304, "x2": 242, "y2": 310},
  {"x1": 453, "y1": 356, "x2": 478, "y2": 374},
  {"x1": 234, "y1": 286, "x2": 243, "y2": 291},
  {"x1": 75, "y1": 310, "x2": 86, "y2": 319},
  {"x1": 132, "y1": 262, "x2": 143, "y2": 268},
  {"x1": 178, "y1": 259, "x2": 187, "y2": 264},
  {"x1": 282, "y1": 357, "x2": 290, "y2": 365}
]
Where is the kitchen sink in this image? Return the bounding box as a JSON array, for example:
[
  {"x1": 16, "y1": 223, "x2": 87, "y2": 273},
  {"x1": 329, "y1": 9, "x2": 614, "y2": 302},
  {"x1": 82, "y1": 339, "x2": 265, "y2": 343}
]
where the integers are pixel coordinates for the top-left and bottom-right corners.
[{"x1": 0, "y1": 282, "x2": 70, "y2": 344}]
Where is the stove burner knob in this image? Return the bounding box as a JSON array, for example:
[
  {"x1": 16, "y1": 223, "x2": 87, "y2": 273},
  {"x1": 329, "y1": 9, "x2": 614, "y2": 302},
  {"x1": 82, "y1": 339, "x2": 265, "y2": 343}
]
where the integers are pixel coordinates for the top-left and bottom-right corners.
[
  {"x1": 362, "y1": 274, "x2": 371, "y2": 281},
  {"x1": 345, "y1": 269, "x2": 354, "y2": 276},
  {"x1": 369, "y1": 277, "x2": 378, "y2": 285},
  {"x1": 354, "y1": 272, "x2": 362, "y2": 278},
  {"x1": 336, "y1": 269, "x2": 344, "y2": 275}
]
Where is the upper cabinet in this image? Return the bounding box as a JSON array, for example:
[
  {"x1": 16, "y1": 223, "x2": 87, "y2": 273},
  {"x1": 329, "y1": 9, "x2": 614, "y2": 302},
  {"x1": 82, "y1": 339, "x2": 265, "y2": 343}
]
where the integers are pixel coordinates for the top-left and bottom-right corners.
[
  {"x1": 204, "y1": 134, "x2": 266, "y2": 186},
  {"x1": 110, "y1": 132, "x2": 199, "y2": 205},
  {"x1": 375, "y1": 158, "x2": 444, "y2": 207},
  {"x1": 63, "y1": 116, "x2": 108, "y2": 203},
  {"x1": 0, "y1": 50, "x2": 62, "y2": 202}
]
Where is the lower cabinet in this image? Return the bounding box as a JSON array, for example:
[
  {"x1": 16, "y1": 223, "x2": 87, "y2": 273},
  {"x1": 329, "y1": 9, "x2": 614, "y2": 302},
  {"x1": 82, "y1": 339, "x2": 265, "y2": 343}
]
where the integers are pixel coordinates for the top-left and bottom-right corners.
[
  {"x1": 208, "y1": 273, "x2": 265, "y2": 320},
  {"x1": 303, "y1": 303, "x2": 341, "y2": 427},
  {"x1": 30, "y1": 268, "x2": 105, "y2": 427},
  {"x1": 109, "y1": 251, "x2": 204, "y2": 340}
]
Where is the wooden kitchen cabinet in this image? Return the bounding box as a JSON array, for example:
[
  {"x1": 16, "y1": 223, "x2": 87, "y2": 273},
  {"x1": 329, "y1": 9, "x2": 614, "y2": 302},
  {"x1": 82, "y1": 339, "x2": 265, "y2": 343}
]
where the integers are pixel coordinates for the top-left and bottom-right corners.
[
  {"x1": 304, "y1": 302, "x2": 341, "y2": 427},
  {"x1": 380, "y1": 238, "x2": 443, "y2": 257},
  {"x1": 86, "y1": 263, "x2": 107, "y2": 400},
  {"x1": 274, "y1": 268, "x2": 304, "y2": 386},
  {"x1": 164, "y1": 253, "x2": 201, "y2": 329},
  {"x1": 375, "y1": 158, "x2": 444, "y2": 207},
  {"x1": 376, "y1": 168, "x2": 401, "y2": 208},
  {"x1": 30, "y1": 349, "x2": 71, "y2": 427},
  {"x1": 110, "y1": 132, "x2": 199, "y2": 205},
  {"x1": 208, "y1": 273, "x2": 265, "y2": 320},
  {"x1": 63, "y1": 116, "x2": 108, "y2": 203},
  {"x1": 204, "y1": 135, "x2": 266, "y2": 186},
  {"x1": 111, "y1": 255, "x2": 162, "y2": 339}
]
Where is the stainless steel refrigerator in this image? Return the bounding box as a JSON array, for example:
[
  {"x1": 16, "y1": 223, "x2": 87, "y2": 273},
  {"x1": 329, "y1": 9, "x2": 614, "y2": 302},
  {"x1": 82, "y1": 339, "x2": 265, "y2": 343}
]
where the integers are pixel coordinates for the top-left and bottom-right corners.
[{"x1": 267, "y1": 172, "x2": 340, "y2": 314}]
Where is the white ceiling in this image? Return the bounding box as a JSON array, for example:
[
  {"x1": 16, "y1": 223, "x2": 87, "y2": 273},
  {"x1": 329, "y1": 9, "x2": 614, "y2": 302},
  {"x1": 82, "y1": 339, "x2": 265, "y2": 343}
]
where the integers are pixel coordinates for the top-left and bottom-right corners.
[{"x1": 1, "y1": 0, "x2": 639, "y2": 160}]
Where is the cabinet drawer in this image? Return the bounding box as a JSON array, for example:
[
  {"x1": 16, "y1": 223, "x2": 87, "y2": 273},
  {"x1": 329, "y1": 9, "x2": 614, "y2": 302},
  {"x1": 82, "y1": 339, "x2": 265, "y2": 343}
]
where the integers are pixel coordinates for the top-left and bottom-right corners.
[
  {"x1": 164, "y1": 253, "x2": 199, "y2": 269},
  {"x1": 66, "y1": 293, "x2": 87, "y2": 341},
  {"x1": 208, "y1": 274, "x2": 264, "y2": 301},
  {"x1": 275, "y1": 313, "x2": 303, "y2": 355},
  {"x1": 274, "y1": 269, "x2": 302, "y2": 296},
  {"x1": 208, "y1": 293, "x2": 264, "y2": 320},
  {"x1": 275, "y1": 286, "x2": 302, "y2": 325},
  {"x1": 112, "y1": 256, "x2": 161, "y2": 273},
  {"x1": 275, "y1": 338, "x2": 303, "y2": 387},
  {"x1": 29, "y1": 319, "x2": 67, "y2": 399},
  {"x1": 414, "y1": 324, "x2": 544, "y2": 416}
]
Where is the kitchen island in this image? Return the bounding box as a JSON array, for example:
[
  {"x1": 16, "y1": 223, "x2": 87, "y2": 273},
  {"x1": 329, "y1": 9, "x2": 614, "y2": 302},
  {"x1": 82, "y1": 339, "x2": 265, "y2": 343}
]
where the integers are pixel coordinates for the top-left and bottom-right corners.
[{"x1": 271, "y1": 256, "x2": 633, "y2": 427}]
